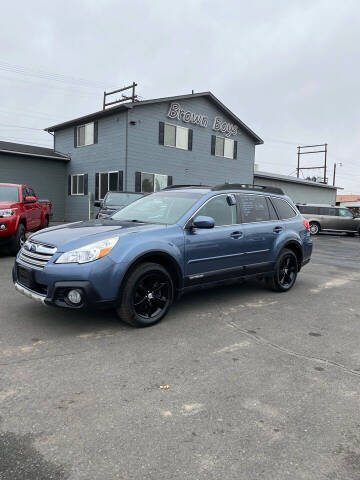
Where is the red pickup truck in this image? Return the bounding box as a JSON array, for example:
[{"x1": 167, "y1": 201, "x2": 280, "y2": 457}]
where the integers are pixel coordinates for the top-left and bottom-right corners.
[{"x1": 0, "y1": 183, "x2": 52, "y2": 254}]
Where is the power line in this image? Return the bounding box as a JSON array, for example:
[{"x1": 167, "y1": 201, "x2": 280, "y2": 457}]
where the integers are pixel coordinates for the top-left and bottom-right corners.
[
  {"x1": 0, "y1": 135, "x2": 51, "y2": 147},
  {"x1": 0, "y1": 59, "x2": 110, "y2": 89},
  {"x1": 0, "y1": 123, "x2": 43, "y2": 131}
]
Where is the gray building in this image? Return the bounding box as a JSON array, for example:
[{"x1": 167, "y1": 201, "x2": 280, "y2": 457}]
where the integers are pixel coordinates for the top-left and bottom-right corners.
[
  {"x1": 254, "y1": 170, "x2": 338, "y2": 205},
  {"x1": 0, "y1": 141, "x2": 69, "y2": 221},
  {"x1": 46, "y1": 92, "x2": 263, "y2": 221}
]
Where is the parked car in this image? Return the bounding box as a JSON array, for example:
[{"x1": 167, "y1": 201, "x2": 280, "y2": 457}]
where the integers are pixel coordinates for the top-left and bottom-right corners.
[
  {"x1": 94, "y1": 191, "x2": 145, "y2": 219},
  {"x1": 296, "y1": 203, "x2": 360, "y2": 235},
  {"x1": 13, "y1": 184, "x2": 312, "y2": 327},
  {"x1": 0, "y1": 183, "x2": 52, "y2": 254}
]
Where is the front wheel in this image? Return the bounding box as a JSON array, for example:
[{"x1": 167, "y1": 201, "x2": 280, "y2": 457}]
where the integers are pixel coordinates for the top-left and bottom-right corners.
[
  {"x1": 8, "y1": 223, "x2": 26, "y2": 255},
  {"x1": 116, "y1": 262, "x2": 174, "y2": 327},
  {"x1": 42, "y1": 216, "x2": 49, "y2": 229},
  {"x1": 266, "y1": 249, "x2": 298, "y2": 292}
]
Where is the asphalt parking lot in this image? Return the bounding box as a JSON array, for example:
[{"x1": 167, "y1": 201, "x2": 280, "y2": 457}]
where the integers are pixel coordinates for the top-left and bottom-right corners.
[{"x1": 0, "y1": 234, "x2": 360, "y2": 480}]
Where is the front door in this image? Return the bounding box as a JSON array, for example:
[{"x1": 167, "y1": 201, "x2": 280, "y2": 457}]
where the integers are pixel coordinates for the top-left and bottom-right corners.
[
  {"x1": 336, "y1": 208, "x2": 358, "y2": 231},
  {"x1": 184, "y1": 194, "x2": 245, "y2": 285}
]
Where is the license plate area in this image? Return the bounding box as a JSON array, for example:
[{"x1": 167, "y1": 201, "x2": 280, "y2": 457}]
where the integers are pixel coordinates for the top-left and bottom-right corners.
[{"x1": 17, "y1": 265, "x2": 34, "y2": 289}]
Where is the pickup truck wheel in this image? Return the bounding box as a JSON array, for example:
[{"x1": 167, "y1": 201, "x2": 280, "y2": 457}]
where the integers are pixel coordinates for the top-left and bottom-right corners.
[
  {"x1": 42, "y1": 216, "x2": 49, "y2": 229},
  {"x1": 266, "y1": 249, "x2": 298, "y2": 292},
  {"x1": 309, "y1": 222, "x2": 320, "y2": 235},
  {"x1": 8, "y1": 223, "x2": 26, "y2": 255},
  {"x1": 117, "y1": 262, "x2": 174, "y2": 327}
]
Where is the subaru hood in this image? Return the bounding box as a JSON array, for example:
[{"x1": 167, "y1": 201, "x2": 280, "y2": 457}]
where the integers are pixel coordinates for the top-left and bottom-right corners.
[{"x1": 29, "y1": 219, "x2": 168, "y2": 252}]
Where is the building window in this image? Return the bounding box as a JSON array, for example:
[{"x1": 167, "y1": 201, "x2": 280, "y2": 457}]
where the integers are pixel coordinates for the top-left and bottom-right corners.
[
  {"x1": 138, "y1": 172, "x2": 169, "y2": 193},
  {"x1": 215, "y1": 136, "x2": 235, "y2": 159},
  {"x1": 77, "y1": 122, "x2": 94, "y2": 147},
  {"x1": 164, "y1": 123, "x2": 189, "y2": 150},
  {"x1": 98, "y1": 171, "x2": 121, "y2": 200},
  {"x1": 71, "y1": 174, "x2": 85, "y2": 195}
]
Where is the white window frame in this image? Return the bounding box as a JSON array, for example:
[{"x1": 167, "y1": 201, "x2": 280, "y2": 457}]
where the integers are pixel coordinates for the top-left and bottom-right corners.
[
  {"x1": 164, "y1": 122, "x2": 189, "y2": 150},
  {"x1": 71, "y1": 174, "x2": 85, "y2": 196},
  {"x1": 140, "y1": 172, "x2": 169, "y2": 193},
  {"x1": 77, "y1": 122, "x2": 95, "y2": 147},
  {"x1": 215, "y1": 136, "x2": 234, "y2": 159},
  {"x1": 98, "y1": 171, "x2": 118, "y2": 200}
]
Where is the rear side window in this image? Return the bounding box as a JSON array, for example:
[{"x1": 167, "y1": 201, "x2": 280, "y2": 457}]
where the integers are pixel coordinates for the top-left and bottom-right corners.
[
  {"x1": 272, "y1": 197, "x2": 297, "y2": 219},
  {"x1": 239, "y1": 195, "x2": 270, "y2": 223},
  {"x1": 297, "y1": 205, "x2": 320, "y2": 215},
  {"x1": 267, "y1": 197, "x2": 278, "y2": 220}
]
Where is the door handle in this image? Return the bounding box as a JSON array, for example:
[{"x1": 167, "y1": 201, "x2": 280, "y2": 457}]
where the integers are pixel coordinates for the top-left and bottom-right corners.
[
  {"x1": 230, "y1": 231, "x2": 243, "y2": 239},
  {"x1": 273, "y1": 226, "x2": 283, "y2": 234}
]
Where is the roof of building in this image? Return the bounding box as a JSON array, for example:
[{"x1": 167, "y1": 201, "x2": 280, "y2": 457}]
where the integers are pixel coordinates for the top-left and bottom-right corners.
[
  {"x1": 45, "y1": 91, "x2": 263, "y2": 145},
  {"x1": 254, "y1": 170, "x2": 339, "y2": 190},
  {"x1": 336, "y1": 194, "x2": 360, "y2": 202},
  {"x1": 0, "y1": 141, "x2": 69, "y2": 161}
]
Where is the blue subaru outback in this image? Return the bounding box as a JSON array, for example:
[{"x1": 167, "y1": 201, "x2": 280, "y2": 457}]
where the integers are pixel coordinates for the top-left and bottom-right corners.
[{"x1": 13, "y1": 184, "x2": 312, "y2": 327}]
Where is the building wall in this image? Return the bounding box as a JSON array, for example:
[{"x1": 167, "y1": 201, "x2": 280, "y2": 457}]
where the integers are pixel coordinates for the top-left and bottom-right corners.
[
  {"x1": 254, "y1": 175, "x2": 337, "y2": 204},
  {"x1": 55, "y1": 97, "x2": 257, "y2": 221},
  {"x1": 126, "y1": 97, "x2": 255, "y2": 190},
  {"x1": 0, "y1": 154, "x2": 67, "y2": 221},
  {"x1": 55, "y1": 112, "x2": 127, "y2": 221}
]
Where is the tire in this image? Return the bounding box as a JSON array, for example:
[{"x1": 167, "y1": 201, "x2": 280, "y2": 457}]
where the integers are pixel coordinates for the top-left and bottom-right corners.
[
  {"x1": 309, "y1": 222, "x2": 320, "y2": 235},
  {"x1": 116, "y1": 262, "x2": 174, "y2": 327},
  {"x1": 8, "y1": 223, "x2": 26, "y2": 255},
  {"x1": 42, "y1": 216, "x2": 49, "y2": 229},
  {"x1": 346, "y1": 232, "x2": 355, "y2": 237},
  {"x1": 266, "y1": 249, "x2": 298, "y2": 292}
]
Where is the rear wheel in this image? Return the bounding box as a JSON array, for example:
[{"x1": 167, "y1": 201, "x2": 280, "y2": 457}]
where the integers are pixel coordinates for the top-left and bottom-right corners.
[
  {"x1": 266, "y1": 249, "x2": 298, "y2": 292},
  {"x1": 309, "y1": 222, "x2": 320, "y2": 235},
  {"x1": 116, "y1": 262, "x2": 174, "y2": 327},
  {"x1": 346, "y1": 232, "x2": 356, "y2": 237},
  {"x1": 8, "y1": 223, "x2": 26, "y2": 255}
]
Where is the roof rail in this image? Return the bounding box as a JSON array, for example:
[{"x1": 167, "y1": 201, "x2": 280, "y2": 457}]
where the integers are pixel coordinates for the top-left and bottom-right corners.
[
  {"x1": 211, "y1": 183, "x2": 284, "y2": 195},
  {"x1": 163, "y1": 184, "x2": 210, "y2": 190}
]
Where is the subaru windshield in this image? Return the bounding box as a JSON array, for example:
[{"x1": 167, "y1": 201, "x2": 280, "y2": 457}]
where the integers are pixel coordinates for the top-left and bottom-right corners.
[
  {"x1": 111, "y1": 191, "x2": 203, "y2": 224},
  {"x1": 105, "y1": 192, "x2": 143, "y2": 208}
]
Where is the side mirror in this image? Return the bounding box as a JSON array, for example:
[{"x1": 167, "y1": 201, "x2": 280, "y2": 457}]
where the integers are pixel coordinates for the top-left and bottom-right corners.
[
  {"x1": 94, "y1": 201, "x2": 102, "y2": 208},
  {"x1": 25, "y1": 196, "x2": 36, "y2": 203},
  {"x1": 192, "y1": 215, "x2": 215, "y2": 229}
]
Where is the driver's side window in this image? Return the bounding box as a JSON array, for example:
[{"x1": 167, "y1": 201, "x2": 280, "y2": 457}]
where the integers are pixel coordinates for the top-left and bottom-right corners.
[
  {"x1": 339, "y1": 208, "x2": 353, "y2": 218},
  {"x1": 196, "y1": 195, "x2": 237, "y2": 226}
]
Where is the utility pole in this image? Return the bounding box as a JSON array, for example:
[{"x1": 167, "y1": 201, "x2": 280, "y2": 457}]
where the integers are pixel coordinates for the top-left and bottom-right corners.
[
  {"x1": 333, "y1": 162, "x2": 336, "y2": 186},
  {"x1": 296, "y1": 144, "x2": 328, "y2": 183}
]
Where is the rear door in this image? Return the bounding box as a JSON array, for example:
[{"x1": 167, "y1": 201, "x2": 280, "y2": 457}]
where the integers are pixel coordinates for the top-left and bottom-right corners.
[
  {"x1": 317, "y1": 207, "x2": 337, "y2": 230},
  {"x1": 236, "y1": 194, "x2": 279, "y2": 272},
  {"x1": 184, "y1": 194, "x2": 245, "y2": 284}
]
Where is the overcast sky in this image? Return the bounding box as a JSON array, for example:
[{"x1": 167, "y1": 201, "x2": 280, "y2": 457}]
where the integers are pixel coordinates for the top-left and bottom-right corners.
[{"x1": 0, "y1": 0, "x2": 359, "y2": 193}]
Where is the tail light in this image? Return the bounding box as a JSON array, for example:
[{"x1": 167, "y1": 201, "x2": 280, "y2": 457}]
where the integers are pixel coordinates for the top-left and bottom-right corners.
[{"x1": 303, "y1": 219, "x2": 310, "y2": 229}]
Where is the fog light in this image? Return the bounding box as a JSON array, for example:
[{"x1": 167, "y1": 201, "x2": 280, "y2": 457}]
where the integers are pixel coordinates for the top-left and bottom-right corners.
[
  {"x1": 67, "y1": 289, "x2": 82, "y2": 305},
  {"x1": 0, "y1": 224, "x2": 6, "y2": 230}
]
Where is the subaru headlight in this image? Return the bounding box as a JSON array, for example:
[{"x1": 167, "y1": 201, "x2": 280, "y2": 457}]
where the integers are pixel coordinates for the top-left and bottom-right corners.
[
  {"x1": 55, "y1": 237, "x2": 119, "y2": 264},
  {"x1": 0, "y1": 209, "x2": 15, "y2": 218}
]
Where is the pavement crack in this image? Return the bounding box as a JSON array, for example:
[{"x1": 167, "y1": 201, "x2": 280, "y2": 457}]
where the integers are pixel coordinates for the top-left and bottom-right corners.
[
  {"x1": 0, "y1": 349, "x2": 90, "y2": 367},
  {"x1": 226, "y1": 321, "x2": 360, "y2": 378}
]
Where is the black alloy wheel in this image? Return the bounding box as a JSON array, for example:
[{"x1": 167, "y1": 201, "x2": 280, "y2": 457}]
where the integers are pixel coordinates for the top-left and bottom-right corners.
[
  {"x1": 133, "y1": 272, "x2": 171, "y2": 320},
  {"x1": 117, "y1": 262, "x2": 174, "y2": 327},
  {"x1": 266, "y1": 248, "x2": 298, "y2": 292},
  {"x1": 278, "y1": 253, "x2": 297, "y2": 289}
]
